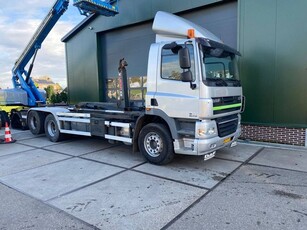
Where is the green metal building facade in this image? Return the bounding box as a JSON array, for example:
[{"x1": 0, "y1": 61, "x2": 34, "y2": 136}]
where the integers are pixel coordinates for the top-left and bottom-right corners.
[
  {"x1": 239, "y1": 0, "x2": 307, "y2": 128},
  {"x1": 63, "y1": 0, "x2": 307, "y2": 145},
  {"x1": 238, "y1": 0, "x2": 307, "y2": 145}
]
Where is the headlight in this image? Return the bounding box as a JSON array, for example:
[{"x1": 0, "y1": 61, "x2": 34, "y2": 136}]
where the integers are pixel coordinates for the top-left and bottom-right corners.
[
  {"x1": 196, "y1": 120, "x2": 217, "y2": 138},
  {"x1": 198, "y1": 127, "x2": 216, "y2": 136},
  {"x1": 198, "y1": 129, "x2": 206, "y2": 136},
  {"x1": 207, "y1": 127, "x2": 216, "y2": 135}
]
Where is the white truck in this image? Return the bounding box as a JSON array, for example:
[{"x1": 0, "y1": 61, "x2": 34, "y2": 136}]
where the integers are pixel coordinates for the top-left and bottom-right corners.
[{"x1": 27, "y1": 11, "x2": 243, "y2": 164}]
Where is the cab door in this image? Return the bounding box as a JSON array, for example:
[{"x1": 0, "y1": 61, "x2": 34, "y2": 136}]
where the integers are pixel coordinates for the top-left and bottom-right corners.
[{"x1": 153, "y1": 42, "x2": 199, "y2": 119}]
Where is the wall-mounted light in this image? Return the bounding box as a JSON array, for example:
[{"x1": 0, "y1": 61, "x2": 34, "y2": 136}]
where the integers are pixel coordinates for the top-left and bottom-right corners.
[{"x1": 88, "y1": 26, "x2": 94, "y2": 30}]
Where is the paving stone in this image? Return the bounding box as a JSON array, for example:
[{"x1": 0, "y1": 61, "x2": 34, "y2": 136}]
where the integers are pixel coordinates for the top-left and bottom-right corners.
[
  {"x1": 83, "y1": 145, "x2": 146, "y2": 168},
  {"x1": 168, "y1": 165, "x2": 307, "y2": 230},
  {"x1": 216, "y1": 143, "x2": 262, "y2": 162},
  {"x1": 0, "y1": 149, "x2": 70, "y2": 177},
  {"x1": 250, "y1": 147, "x2": 307, "y2": 172},
  {"x1": 0, "y1": 158, "x2": 123, "y2": 201},
  {"x1": 44, "y1": 138, "x2": 114, "y2": 156},
  {"x1": 135, "y1": 156, "x2": 241, "y2": 189},
  {"x1": 18, "y1": 136, "x2": 69, "y2": 148},
  {"x1": 0, "y1": 143, "x2": 34, "y2": 157},
  {"x1": 1, "y1": 133, "x2": 305, "y2": 230},
  {"x1": 0, "y1": 183, "x2": 95, "y2": 230},
  {"x1": 50, "y1": 171, "x2": 207, "y2": 230}
]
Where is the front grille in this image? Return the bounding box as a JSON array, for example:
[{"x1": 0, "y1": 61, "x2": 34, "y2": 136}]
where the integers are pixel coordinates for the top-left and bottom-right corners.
[
  {"x1": 216, "y1": 114, "x2": 238, "y2": 137},
  {"x1": 213, "y1": 96, "x2": 241, "y2": 115}
]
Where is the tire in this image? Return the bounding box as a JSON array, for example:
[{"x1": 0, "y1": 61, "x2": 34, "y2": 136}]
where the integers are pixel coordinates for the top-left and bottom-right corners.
[
  {"x1": 138, "y1": 123, "x2": 175, "y2": 165},
  {"x1": 11, "y1": 112, "x2": 23, "y2": 129},
  {"x1": 44, "y1": 114, "x2": 64, "y2": 142},
  {"x1": 27, "y1": 111, "x2": 44, "y2": 135},
  {"x1": 0, "y1": 111, "x2": 10, "y2": 127}
]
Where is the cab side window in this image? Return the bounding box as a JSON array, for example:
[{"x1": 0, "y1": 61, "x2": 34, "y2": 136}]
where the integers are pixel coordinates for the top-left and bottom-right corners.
[{"x1": 161, "y1": 44, "x2": 195, "y2": 81}]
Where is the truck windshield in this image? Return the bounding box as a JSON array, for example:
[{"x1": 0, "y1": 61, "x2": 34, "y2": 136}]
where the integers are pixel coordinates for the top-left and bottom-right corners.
[{"x1": 200, "y1": 46, "x2": 240, "y2": 87}]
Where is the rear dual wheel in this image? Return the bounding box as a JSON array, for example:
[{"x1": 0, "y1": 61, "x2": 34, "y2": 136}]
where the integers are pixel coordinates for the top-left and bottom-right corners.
[
  {"x1": 27, "y1": 111, "x2": 44, "y2": 135},
  {"x1": 28, "y1": 111, "x2": 63, "y2": 142},
  {"x1": 11, "y1": 111, "x2": 28, "y2": 130},
  {"x1": 44, "y1": 114, "x2": 63, "y2": 142}
]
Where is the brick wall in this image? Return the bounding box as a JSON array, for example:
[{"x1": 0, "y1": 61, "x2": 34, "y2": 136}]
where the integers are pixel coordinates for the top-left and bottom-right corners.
[{"x1": 240, "y1": 124, "x2": 306, "y2": 146}]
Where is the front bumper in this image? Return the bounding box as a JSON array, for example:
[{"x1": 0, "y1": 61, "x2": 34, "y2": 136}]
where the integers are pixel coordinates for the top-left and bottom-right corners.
[{"x1": 174, "y1": 126, "x2": 241, "y2": 156}]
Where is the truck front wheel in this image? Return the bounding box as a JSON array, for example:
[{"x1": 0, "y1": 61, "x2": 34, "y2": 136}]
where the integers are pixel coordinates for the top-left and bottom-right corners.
[
  {"x1": 28, "y1": 111, "x2": 44, "y2": 135},
  {"x1": 138, "y1": 123, "x2": 175, "y2": 165},
  {"x1": 44, "y1": 114, "x2": 63, "y2": 142}
]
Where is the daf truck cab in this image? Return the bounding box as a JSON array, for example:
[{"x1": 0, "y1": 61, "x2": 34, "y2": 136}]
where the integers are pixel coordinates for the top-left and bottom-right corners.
[
  {"x1": 27, "y1": 11, "x2": 243, "y2": 164},
  {"x1": 142, "y1": 11, "x2": 242, "y2": 160}
]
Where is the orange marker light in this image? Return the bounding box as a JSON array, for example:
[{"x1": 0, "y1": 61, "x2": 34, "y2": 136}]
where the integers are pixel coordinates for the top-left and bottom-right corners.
[{"x1": 187, "y1": 29, "x2": 195, "y2": 38}]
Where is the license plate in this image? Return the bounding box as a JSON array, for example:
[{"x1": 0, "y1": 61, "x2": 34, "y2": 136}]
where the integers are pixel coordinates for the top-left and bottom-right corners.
[
  {"x1": 204, "y1": 151, "x2": 216, "y2": 161},
  {"x1": 230, "y1": 141, "x2": 237, "y2": 147},
  {"x1": 223, "y1": 137, "x2": 231, "y2": 144}
]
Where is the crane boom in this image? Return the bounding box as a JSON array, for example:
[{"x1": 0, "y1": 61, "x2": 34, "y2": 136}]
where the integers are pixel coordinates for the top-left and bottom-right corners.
[
  {"x1": 3, "y1": 0, "x2": 118, "y2": 106},
  {"x1": 13, "y1": 0, "x2": 69, "y2": 75}
]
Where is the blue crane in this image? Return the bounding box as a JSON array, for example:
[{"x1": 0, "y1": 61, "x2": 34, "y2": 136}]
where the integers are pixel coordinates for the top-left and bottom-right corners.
[{"x1": 8, "y1": 0, "x2": 118, "y2": 106}]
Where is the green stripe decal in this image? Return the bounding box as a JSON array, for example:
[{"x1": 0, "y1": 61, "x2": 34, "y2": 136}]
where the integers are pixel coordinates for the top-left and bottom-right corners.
[{"x1": 213, "y1": 103, "x2": 242, "y2": 111}]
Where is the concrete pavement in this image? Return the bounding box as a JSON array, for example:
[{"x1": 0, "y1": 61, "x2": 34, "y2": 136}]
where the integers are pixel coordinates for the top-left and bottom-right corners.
[{"x1": 0, "y1": 128, "x2": 307, "y2": 229}]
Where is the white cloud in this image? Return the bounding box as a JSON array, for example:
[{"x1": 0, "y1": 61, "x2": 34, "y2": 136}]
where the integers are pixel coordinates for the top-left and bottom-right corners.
[{"x1": 0, "y1": 0, "x2": 81, "y2": 89}]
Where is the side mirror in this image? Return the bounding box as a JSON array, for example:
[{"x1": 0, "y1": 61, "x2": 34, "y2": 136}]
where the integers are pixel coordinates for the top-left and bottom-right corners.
[
  {"x1": 228, "y1": 62, "x2": 234, "y2": 76},
  {"x1": 181, "y1": 70, "x2": 193, "y2": 82},
  {"x1": 179, "y1": 47, "x2": 191, "y2": 69}
]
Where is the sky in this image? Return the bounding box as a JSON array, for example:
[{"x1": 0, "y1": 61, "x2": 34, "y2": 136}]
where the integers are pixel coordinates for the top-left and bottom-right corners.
[{"x1": 0, "y1": 0, "x2": 84, "y2": 89}]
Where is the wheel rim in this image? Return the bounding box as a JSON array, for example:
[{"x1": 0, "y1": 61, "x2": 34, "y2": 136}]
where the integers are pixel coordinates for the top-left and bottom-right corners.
[
  {"x1": 144, "y1": 132, "x2": 163, "y2": 157},
  {"x1": 30, "y1": 116, "x2": 37, "y2": 129},
  {"x1": 47, "y1": 120, "x2": 57, "y2": 137}
]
